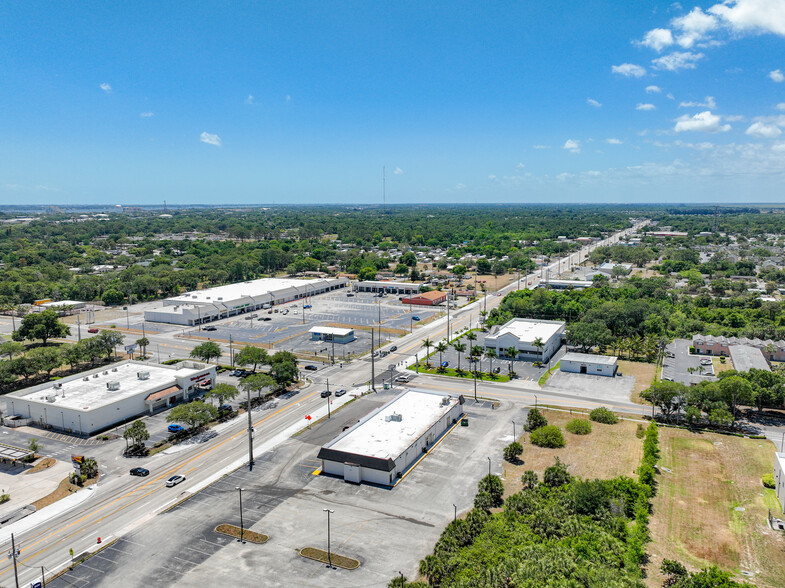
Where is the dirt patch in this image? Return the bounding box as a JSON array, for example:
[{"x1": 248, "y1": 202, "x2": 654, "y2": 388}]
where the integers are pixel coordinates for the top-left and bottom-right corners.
[
  {"x1": 617, "y1": 360, "x2": 656, "y2": 404},
  {"x1": 31, "y1": 476, "x2": 98, "y2": 510},
  {"x1": 25, "y1": 457, "x2": 56, "y2": 474},
  {"x1": 646, "y1": 428, "x2": 785, "y2": 587},
  {"x1": 502, "y1": 408, "x2": 644, "y2": 497}
]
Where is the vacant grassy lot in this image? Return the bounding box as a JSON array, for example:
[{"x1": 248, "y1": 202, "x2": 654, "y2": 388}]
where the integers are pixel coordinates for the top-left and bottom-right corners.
[
  {"x1": 502, "y1": 408, "x2": 644, "y2": 496},
  {"x1": 647, "y1": 428, "x2": 785, "y2": 588},
  {"x1": 617, "y1": 359, "x2": 656, "y2": 404}
]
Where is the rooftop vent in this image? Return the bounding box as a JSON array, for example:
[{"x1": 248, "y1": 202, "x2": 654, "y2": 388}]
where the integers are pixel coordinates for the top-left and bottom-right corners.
[
  {"x1": 83, "y1": 377, "x2": 89, "y2": 381},
  {"x1": 112, "y1": 367, "x2": 118, "y2": 372},
  {"x1": 102, "y1": 371, "x2": 109, "y2": 375},
  {"x1": 53, "y1": 383, "x2": 62, "y2": 389},
  {"x1": 92, "y1": 374, "x2": 99, "y2": 378},
  {"x1": 106, "y1": 381, "x2": 120, "y2": 391},
  {"x1": 385, "y1": 413, "x2": 403, "y2": 423},
  {"x1": 137, "y1": 371, "x2": 150, "y2": 380}
]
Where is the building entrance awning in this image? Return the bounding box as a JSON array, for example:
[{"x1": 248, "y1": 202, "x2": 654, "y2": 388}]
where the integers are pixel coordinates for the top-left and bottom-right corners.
[{"x1": 145, "y1": 385, "x2": 181, "y2": 404}]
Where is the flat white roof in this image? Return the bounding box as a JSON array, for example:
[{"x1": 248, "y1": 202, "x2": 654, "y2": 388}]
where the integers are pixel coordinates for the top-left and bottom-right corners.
[
  {"x1": 167, "y1": 277, "x2": 344, "y2": 305},
  {"x1": 309, "y1": 326, "x2": 354, "y2": 336},
  {"x1": 561, "y1": 352, "x2": 618, "y2": 365},
  {"x1": 13, "y1": 361, "x2": 204, "y2": 412},
  {"x1": 39, "y1": 300, "x2": 85, "y2": 308},
  {"x1": 487, "y1": 318, "x2": 565, "y2": 344},
  {"x1": 327, "y1": 390, "x2": 460, "y2": 460}
]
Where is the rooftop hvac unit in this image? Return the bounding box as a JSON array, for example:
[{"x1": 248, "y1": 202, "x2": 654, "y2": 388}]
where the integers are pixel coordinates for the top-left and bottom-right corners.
[
  {"x1": 217, "y1": 297, "x2": 223, "y2": 300},
  {"x1": 53, "y1": 383, "x2": 62, "y2": 389},
  {"x1": 102, "y1": 371, "x2": 109, "y2": 375},
  {"x1": 440, "y1": 396, "x2": 451, "y2": 406},
  {"x1": 46, "y1": 394, "x2": 56, "y2": 403},
  {"x1": 92, "y1": 374, "x2": 99, "y2": 378},
  {"x1": 112, "y1": 367, "x2": 118, "y2": 372},
  {"x1": 83, "y1": 377, "x2": 89, "y2": 381},
  {"x1": 385, "y1": 413, "x2": 403, "y2": 423},
  {"x1": 137, "y1": 371, "x2": 150, "y2": 380},
  {"x1": 106, "y1": 381, "x2": 120, "y2": 391}
]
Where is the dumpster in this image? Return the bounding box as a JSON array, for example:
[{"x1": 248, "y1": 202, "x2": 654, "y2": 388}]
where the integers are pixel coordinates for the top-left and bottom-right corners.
[{"x1": 461, "y1": 417, "x2": 469, "y2": 427}]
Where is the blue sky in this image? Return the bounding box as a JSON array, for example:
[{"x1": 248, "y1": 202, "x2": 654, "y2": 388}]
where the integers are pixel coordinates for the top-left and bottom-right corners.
[{"x1": 2, "y1": 1, "x2": 785, "y2": 205}]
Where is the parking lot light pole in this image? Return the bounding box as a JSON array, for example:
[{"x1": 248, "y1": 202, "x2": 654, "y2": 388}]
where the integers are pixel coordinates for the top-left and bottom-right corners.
[
  {"x1": 326, "y1": 378, "x2": 331, "y2": 419},
  {"x1": 473, "y1": 368, "x2": 478, "y2": 403},
  {"x1": 487, "y1": 456, "x2": 491, "y2": 478},
  {"x1": 512, "y1": 420, "x2": 516, "y2": 440},
  {"x1": 323, "y1": 508, "x2": 335, "y2": 569},
  {"x1": 453, "y1": 503, "x2": 457, "y2": 522},
  {"x1": 534, "y1": 394, "x2": 538, "y2": 409},
  {"x1": 235, "y1": 487, "x2": 245, "y2": 543}
]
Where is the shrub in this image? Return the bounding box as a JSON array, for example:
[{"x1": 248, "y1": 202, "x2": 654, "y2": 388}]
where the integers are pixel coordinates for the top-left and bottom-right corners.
[
  {"x1": 565, "y1": 419, "x2": 592, "y2": 435},
  {"x1": 0, "y1": 494, "x2": 9, "y2": 504},
  {"x1": 477, "y1": 475, "x2": 504, "y2": 508},
  {"x1": 635, "y1": 423, "x2": 645, "y2": 439},
  {"x1": 526, "y1": 408, "x2": 548, "y2": 431},
  {"x1": 589, "y1": 407, "x2": 618, "y2": 424},
  {"x1": 543, "y1": 457, "x2": 571, "y2": 487},
  {"x1": 530, "y1": 425, "x2": 565, "y2": 448},
  {"x1": 503, "y1": 441, "x2": 523, "y2": 462},
  {"x1": 763, "y1": 473, "x2": 775, "y2": 489},
  {"x1": 520, "y1": 470, "x2": 538, "y2": 490}
]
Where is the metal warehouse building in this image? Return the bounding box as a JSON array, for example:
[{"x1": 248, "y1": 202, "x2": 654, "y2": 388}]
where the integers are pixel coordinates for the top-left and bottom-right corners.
[
  {"x1": 317, "y1": 389, "x2": 464, "y2": 486},
  {"x1": 144, "y1": 277, "x2": 348, "y2": 326},
  {"x1": 5, "y1": 360, "x2": 216, "y2": 435},
  {"x1": 483, "y1": 318, "x2": 566, "y2": 363},
  {"x1": 560, "y1": 352, "x2": 618, "y2": 377}
]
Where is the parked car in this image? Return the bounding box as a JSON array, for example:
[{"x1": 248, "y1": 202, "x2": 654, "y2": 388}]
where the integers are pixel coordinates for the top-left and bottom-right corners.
[
  {"x1": 304, "y1": 365, "x2": 318, "y2": 371},
  {"x1": 395, "y1": 374, "x2": 412, "y2": 383},
  {"x1": 218, "y1": 404, "x2": 232, "y2": 412},
  {"x1": 699, "y1": 358, "x2": 712, "y2": 366},
  {"x1": 203, "y1": 326, "x2": 217, "y2": 331},
  {"x1": 412, "y1": 316, "x2": 421, "y2": 321},
  {"x1": 320, "y1": 390, "x2": 332, "y2": 398},
  {"x1": 167, "y1": 424, "x2": 184, "y2": 433},
  {"x1": 232, "y1": 369, "x2": 244, "y2": 377},
  {"x1": 390, "y1": 345, "x2": 398, "y2": 352},
  {"x1": 335, "y1": 389, "x2": 347, "y2": 397},
  {"x1": 346, "y1": 293, "x2": 355, "y2": 297},
  {"x1": 166, "y1": 475, "x2": 186, "y2": 487},
  {"x1": 303, "y1": 304, "x2": 312, "y2": 309},
  {"x1": 130, "y1": 467, "x2": 149, "y2": 477},
  {"x1": 441, "y1": 361, "x2": 449, "y2": 368},
  {"x1": 87, "y1": 327, "x2": 99, "y2": 333}
]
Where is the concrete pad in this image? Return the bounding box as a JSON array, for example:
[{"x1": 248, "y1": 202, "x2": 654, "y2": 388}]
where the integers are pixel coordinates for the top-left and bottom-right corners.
[
  {"x1": 0, "y1": 459, "x2": 72, "y2": 520},
  {"x1": 544, "y1": 371, "x2": 634, "y2": 404}
]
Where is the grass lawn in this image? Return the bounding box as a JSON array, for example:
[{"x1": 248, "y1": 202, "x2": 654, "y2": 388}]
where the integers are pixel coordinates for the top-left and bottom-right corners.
[
  {"x1": 617, "y1": 359, "x2": 656, "y2": 404},
  {"x1": 407, "y1": 363, "x2": 510, "y2": 383},
  {"x1": 713, "y1": 356, "x2": 734, "y2": 375},
  {"x1": 646, "y1": 428, "x2": 785, "y2": 588},
  {"x1": 501, "y1": 408, "x2": 644, "y2": 497}
]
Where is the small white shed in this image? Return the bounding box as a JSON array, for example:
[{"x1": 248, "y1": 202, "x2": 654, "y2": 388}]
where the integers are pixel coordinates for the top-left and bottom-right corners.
[{"x1": 560, "y1": 352, "x2": 618, "y2": 377}]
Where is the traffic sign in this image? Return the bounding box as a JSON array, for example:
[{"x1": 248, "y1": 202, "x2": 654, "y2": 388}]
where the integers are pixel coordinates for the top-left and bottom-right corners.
[{"x1": 305, "y1": 415, "x2": 311, "y2": 421}]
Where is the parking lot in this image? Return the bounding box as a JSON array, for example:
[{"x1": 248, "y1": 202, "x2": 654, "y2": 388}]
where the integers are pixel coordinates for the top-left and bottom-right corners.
[
  {"x1": 662, "y1": 339, "x2": 716, "y2": 385},
  {"x1": 49, "y1": 390, "x2": 527, "y2": 587}
]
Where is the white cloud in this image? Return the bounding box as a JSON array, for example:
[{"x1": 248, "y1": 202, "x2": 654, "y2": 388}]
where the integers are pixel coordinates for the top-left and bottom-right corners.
[
  {"x1": 777, "y1": 103, "x2": 785, "y2": 110},
  {"x1": 674, "y1": 111, "x2": 731, "y2": 133},
  {"x1": 679, "y1": 96, "x2": 717, "y2": 108},
  {"x1": 587, "y1": 98, "x2": 602, "y2": 108},
  {"x1": 488, "y1": 175, "x2": 497, "y2": 181},
  {"x1": 199, "y1": 132, "x2": 222, "y2": 147},
  {"x1": 516, "y1": 162, "x2": 526, "y2": 169},
  {"x1": 393, "y1": 167, "x2": 404, "y2": 175},
  {"x1": 99, "y1": 83, "x2": 112, "y2": 93},
  {"x1": 563, "y1": 139, "x2": 581, "y2": 153},
  {"x1": 666, "y1": 93, "x2": 675, "y2": 100},
  {"x1": 532, "y1": 145, "x2": 550, "y2": 149},
  {"x1": 724, "y1": 114, "x2": 746, "y2": 122},
  {"x1": 672, "y1": 7, "x2": 719, "y2": 47},
  {"x1": 640, "y1": 28, "x2": 675, "y2": 51},
  {"x1": 652, "y1": 51, "x2": 704, "y2": 71},
  {"x1": 770, "y1": 69, "x2": 785, "y2": 82},
  {"x1": 636, "y1": 103, "x2": 657, "y2": 111},
  {"x1": 606, "y1": 138, "x2": 624, "y2": 144},
  {"x1": 646, "y1": 85, "x2": 662, "y2": 93},
  {"x1": 612, "y1": 63, "x2": 647, "y2": 77},
  {"x1": 140, "y1": 112, "x2": 154, "y2": 118},
  {"x1": 746, "y1": 121, "x2": 783, "y2": 138},
  {"x1": 245, "y1": 95, "x2": 255, "y2": 105},
  {"x1": 709, "y1": 0, "x2": 785, "y2": 37},
  {"x1": 453, "y1": 183, "x2": 467, "y2": 191}
]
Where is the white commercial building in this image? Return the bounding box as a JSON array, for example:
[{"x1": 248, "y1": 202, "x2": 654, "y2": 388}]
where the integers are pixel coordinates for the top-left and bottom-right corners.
[
  {"x1": 145, "y1": 277, "x2": 348, "y2": 326},
  {"x1": 560, "y1": 352, "x2": 618, "y2": 377},
  {"x1": 484, "y1": 318, "x2": 566, "y2": 363},
  {"x1": 5, "y1": 360, "x2": 216, "y2": 435},
  {"x1": 774, "y1": 452, "x2": 785, "y2": 514},
  {"x1": 309, "y1": 326, "x2": 355, "y2": 343},
  {"x1": 317, "y1": 390, "x2": 464, "y2": 486},
  {"x1": 354, "y1": 281, "x2": 421, "y2": 295}
]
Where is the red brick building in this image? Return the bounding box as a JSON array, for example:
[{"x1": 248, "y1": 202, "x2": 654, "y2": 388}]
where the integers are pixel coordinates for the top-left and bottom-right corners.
[{"x1": 401, "y1": 291, "x2": 447, "y2": 306}]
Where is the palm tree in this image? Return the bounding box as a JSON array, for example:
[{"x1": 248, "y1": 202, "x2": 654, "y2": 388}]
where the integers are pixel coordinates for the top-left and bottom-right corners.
[
  {"x1": 470, "y1": 345, "x2": 484, "y2": 375},
  {"x1": 486, "y1": 348, "x2": 497, "y2": 375},
  {"x1": 422, "y1": 337, "x2": 433, "y2": 368},
  {"x1": 435, "y1": 340, "x2": 448, "y2": 370},
  {"x1": 506, "y1": 346, "x2": 518, "y2": 373},
  {"x1": 453, "y1": 341, "x2": 466, "y2": 372},
  {"x1": 532, "y1": 337, "x2": 545, "y2": 363},
  {"x1": 466, "y1": 331, "x2": 477, "y2": 345}
]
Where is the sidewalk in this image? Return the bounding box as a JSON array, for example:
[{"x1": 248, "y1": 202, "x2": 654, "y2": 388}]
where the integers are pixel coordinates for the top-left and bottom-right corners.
[{"x1": 0, "y1": 458, "x2": 72, "y2": 521}]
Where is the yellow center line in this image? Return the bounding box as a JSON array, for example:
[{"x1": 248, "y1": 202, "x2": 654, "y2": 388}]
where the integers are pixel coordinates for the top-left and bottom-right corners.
[{"x1": 2, "y1": 387, "x2": 321, "y2": 576}]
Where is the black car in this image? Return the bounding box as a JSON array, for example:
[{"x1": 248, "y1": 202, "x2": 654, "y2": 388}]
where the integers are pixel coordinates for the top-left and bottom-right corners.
[
  {"x1": 304, "y1": 365, "x2": 318, "y2": 371},
  {"x1": 390, "y1": 345, "x2": 398, "y2": 352},
  {"x1": 130, "y1": 467, "x2": 149, "y2": 477},
  {"x1": 320, "y1": 390, "x2": 332, "y2": 398},
  {"x1": 203, "y1": 326, "x2": 217, "y2": 331}
]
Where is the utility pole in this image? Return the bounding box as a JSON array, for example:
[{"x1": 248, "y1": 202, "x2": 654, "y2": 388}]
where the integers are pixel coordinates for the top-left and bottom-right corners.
[
  {"x1": 10, "y1": 532, "x2": 19, "y2": 588},
  {"x1": 447, "y1": 295, "x2": 451, "y2": 341},
  {"x1": 326, "y1": 378, "x2": 331, "y2": 418},
  {"x1": 76, "y1": 314, "x2": 82, "y2": 342},
  {"x1": 230, "y1": 334, "x2": 234, "y2": 368},
  {"x1": 371, "y1": 327, "x2": 376, "y2": 391},
  {"x1": 246, "y1": 386, "x2": 254, "y2": 470}
]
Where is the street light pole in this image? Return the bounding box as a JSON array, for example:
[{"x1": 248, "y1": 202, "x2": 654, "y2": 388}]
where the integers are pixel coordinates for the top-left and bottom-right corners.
[
  {"x1": 246, "y1": 385, "x2": 254, "y2": 470},
  {"x1": 370, "y1": 327, "x2": 376, "y2": 392},
  {"x1": 453, "y1": 503, "x2": 457, "y2": 522},
  {"x1": 235, "y1": 487, "x2": 245, "y2": 543},
  {"x1": 473, "y1": 367, "x2": 478, "y2": 403},
  {"x1": 487, "y1": 456, "x2": 491, "y2": 478},
  {"x1": 534, "y1": 394, "x2": 538, "y2": 409},
  {"x1": 512, "y1": 420, "x2": 516, "y2": 440},
  {"x1": 326, "y1": 378, "x2": 331, "y2": 419},
  {"x1": 323, "y1": 508, "x2": 335, "y2": 570}
]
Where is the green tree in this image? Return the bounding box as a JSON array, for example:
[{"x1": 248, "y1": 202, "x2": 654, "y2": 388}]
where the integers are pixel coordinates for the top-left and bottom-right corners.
[
  {"x1": 358, "y1": 266, "x2": 377, "y2": 281},
  {"x1": 167, "y1": 401, "x2": 218, "y2": 430},
  {"x1": 567, "y1": 320, "x2": 613, "y2": 353},
  {"x1": 62, "y1": 344, "x2": 86, "y2": 369},
  {"x1": 641, "y1": 380, "x2": 687, "y2": 421},
  {"x1": 135, "y1": 337, "x2": 150, "y2": 358},
  {"x1": 206, "y1": 383, "x2": 239, "y2": 407},
  {"x1": 543, "y1": 456, "x2": 571, "y2": 487},
  {"x1": 28, "y1": 438, "x2": 41, "y2": 454},
  {"x1": 190, "y1": 341, "x2": 222, "y2": 363},
  {"x1": 520, "y1": 470, "x2": 538, "y2": 490},
  {"x1": 718, "y1": 375, "x2": 755, "y2": 424},
  {"x1": 477, "y1": 474, "x2": 504, "y2": 507},
  {"x1": 269, "y1": 350, "x2": 299, "y2": 388},
  {"x1": 505, "y1": 345, "x2": 518, "y2": 373},
  {"x1": 96, "y1": 330, "x2": 125, "y2": 361},
  {"x1": 123, "y1": 420, "x2": 150, "y2": 450},
  {"x1": 102, "y1": 289, "x2": 125, "y2": 305},
  {"x1": 235, "y1": 346, "x2": 269, "y2": 373},
  {"x1": 485, "y1": 348, "x2": 497, "y2": 374},
  {"x1": 503, "y1": 441, "x2": 523, "y2": 462},
  {"x1": 526, "y1": 407, "x2": 548, "y2": 431},
  {"x1": 0, "y1": 341, "x2": 25, "y2": 360},
  {"x1": 14, "y1": 309, "x2": 70, "y2": 345},
  {"x1": 80, "y1": 457, "x2": 99, "y2": 478},
  {"x1": 530, "y1": 425, "x2": 565, "y2": 448},
  {"x1": 240, "y1": 373, "x2": 276, "y2": 402},
  {"x1": 435, "y1": 340, "x2": 448, "y2": 370},
  {"x1": 400, "y1": 251, "x2": 417, "y2": 267},
  {"x1": 29, "y1": 346, "x2": 63, "y2": 377},
  {"x1": 421, "y1": 338, "x2": 433, "y2": 368},
  {"x1": 452, "y1": 341, "x2": 466, "y2": 372},
  {"x1": 10, "y1": 355, "x2": 39, "y2": 381},
  {"x1": 532, "y1": 336, "x2": 544, "y2": 362},
  {"x1": 452, "y1": 264, "x2": 467, "y2": 280}
]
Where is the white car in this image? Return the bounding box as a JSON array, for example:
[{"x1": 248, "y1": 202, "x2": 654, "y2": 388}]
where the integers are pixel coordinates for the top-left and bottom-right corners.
[
  {"x1": 699, "y1": 358, "x2": 712, "y2": 366},
  {"x1": 166, "y1": 475, "x2": 186, "y2": 487}
]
